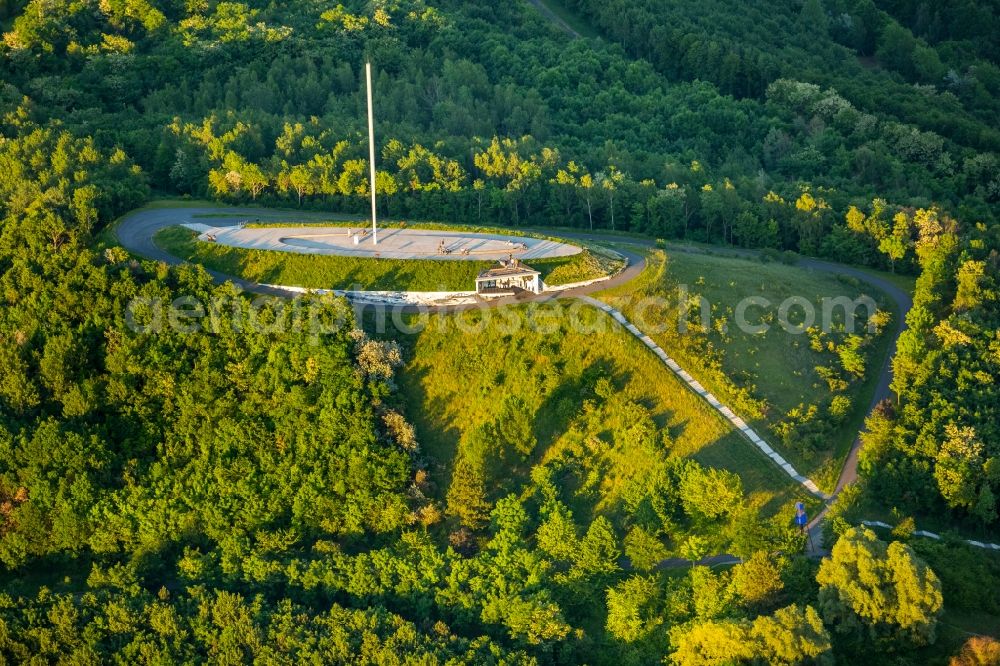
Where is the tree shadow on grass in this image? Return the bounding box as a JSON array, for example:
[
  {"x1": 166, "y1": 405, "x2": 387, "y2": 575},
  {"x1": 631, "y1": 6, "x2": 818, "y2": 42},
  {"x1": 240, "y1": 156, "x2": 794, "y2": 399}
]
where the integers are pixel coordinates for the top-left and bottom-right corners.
[
  {"x1": 690, "y1": 430, "x2": 808, "y2": 518},
  {"x1": 528, "y1": 360, "x2": 690, "y2": 525},
  {"x1": 531, "y1": 358, "x2": 615, "y2": 454},
  {"x1": 391, "y1": 356, "x2": 461, "y2": 503},
  {"x1": 223, "y1": 246, "x2": 285, "y2": 286}
]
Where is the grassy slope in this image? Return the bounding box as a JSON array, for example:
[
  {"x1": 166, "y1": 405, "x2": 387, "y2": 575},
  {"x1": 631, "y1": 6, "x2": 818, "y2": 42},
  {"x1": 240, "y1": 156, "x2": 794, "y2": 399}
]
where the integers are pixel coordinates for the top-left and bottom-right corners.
[
  {"x1": 394, "y1": 302, "x2": 808, "y2": 545},
  {"x1": 596, "y1": 249, "x2": 893, "y2": 492},
  {"x1": 154, "y1": 226, "x2": 618, "y2": 290}
]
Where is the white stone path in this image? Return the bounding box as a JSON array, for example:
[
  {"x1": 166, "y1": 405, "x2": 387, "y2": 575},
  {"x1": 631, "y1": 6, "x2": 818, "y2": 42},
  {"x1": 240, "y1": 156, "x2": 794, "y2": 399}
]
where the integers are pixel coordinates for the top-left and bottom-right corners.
[
  {"x1": 860, "y1": 521, "x2": 1000, "y2": 551},
  {"x1": 583, "y1": 296, "x2": 1000, "y2": 552},
  {"x1": 580, "y1": 295, "x2": 832, "y2": 500}
]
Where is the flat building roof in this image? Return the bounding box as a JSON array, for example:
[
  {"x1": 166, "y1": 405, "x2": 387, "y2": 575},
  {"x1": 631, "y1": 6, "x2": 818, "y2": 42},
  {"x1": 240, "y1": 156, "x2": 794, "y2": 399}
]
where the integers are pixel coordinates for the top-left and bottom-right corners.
[{"x1": 476, "y1": 265, "x2": 540, "y2": 281}]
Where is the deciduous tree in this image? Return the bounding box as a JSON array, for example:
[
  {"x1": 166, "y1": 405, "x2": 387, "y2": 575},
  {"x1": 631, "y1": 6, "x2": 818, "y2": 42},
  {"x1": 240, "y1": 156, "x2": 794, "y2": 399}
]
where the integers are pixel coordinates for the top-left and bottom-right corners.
[{"x1": 816, "y1": 527, "x2": 943, "y2": 644}]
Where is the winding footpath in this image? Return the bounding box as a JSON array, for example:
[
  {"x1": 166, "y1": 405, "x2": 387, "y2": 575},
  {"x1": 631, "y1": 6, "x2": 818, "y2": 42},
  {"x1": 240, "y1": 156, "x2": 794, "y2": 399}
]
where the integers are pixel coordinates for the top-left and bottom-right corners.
[
  {"x1": 117, "y1": 206, "x2": 1000, "y2": 559},
  {"x1": 578, "y1": 293, "x2": 828, "y2": 503}
]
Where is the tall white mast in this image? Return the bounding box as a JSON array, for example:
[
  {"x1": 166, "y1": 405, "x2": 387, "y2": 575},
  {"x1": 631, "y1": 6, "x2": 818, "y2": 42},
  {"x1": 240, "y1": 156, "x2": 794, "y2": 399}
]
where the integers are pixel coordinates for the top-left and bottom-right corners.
[{"x1": 365, "y1": 61, "x2": 378, "y2": 245}]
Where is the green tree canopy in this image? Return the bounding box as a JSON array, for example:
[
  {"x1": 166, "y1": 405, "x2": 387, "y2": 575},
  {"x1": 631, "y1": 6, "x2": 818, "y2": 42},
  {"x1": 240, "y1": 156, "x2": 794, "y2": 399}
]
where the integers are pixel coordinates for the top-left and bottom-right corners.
[{"x1": 816, "y1": 527, "x2": 943, "y2": 645}]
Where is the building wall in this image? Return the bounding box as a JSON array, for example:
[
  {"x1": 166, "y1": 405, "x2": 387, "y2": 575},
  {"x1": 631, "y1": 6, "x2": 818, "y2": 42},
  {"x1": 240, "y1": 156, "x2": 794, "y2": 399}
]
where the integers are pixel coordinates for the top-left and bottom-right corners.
[{"x1": 475, "y1": 272, "x2": 541, "y2": 294}]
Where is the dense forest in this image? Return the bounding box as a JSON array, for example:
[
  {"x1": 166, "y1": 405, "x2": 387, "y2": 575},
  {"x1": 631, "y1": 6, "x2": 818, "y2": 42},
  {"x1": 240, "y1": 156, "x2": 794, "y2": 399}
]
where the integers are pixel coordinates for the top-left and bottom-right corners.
[
  {"x1": 2, "y1": 0, "x2": 998, "y2": 262},
  {"x1": 0, "y1": 0, "x2": 998, "y2": 663}
]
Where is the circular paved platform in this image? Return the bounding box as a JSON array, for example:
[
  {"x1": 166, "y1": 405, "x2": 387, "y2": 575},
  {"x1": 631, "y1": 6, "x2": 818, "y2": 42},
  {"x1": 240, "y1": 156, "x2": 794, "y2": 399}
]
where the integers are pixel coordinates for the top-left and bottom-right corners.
[{"x1": 192, "y1": 225, "x2": 582, "y2": 261}]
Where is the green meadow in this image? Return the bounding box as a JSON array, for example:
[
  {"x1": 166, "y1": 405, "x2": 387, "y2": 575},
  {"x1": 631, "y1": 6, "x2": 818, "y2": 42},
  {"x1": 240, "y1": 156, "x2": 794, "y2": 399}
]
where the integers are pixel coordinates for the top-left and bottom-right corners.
[
  {"x1": 393, "y1": 301, "x2": 811, "y2": 557},
  {"x1": 597, "y1": 248, "x2": 894, "y2": 492}
]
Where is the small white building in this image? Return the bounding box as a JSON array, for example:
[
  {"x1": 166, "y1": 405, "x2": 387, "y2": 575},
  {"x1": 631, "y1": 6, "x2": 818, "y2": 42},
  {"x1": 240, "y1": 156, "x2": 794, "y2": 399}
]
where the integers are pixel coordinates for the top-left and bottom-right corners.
[{"x1": 475, "y1": 260, "x2": 541, "y2": 296}]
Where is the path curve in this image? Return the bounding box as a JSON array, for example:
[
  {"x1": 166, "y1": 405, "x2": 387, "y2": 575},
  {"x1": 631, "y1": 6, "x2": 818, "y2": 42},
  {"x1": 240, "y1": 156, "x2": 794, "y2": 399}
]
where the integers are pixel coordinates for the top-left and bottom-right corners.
[
  {"x1": 117, "y1": 205, "x2": 913, "y2": 556},
  {"x1": 114, "y1": 206, "x2": 647, "y2": 311}
]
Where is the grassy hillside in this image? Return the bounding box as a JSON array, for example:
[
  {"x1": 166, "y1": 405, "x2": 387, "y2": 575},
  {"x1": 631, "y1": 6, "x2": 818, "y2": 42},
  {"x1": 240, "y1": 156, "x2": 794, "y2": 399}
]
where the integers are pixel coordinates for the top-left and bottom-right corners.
[
  {"x1": 596, "y1": 248, "x2": 892, "y2": 491},
  {"x1": 395, "y1": 301, "x2": 811, "y2": 555}
]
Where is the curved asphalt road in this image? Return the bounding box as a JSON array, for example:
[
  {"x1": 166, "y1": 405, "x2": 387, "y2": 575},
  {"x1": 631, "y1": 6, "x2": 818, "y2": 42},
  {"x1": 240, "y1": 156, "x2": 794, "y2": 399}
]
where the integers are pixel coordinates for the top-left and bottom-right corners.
[
  {"x1": 117, "y1": 205, "x2": 913, "y2": 557},
  {"x1": 115, "y1": 206, "x2": 648, "y2": 310}
]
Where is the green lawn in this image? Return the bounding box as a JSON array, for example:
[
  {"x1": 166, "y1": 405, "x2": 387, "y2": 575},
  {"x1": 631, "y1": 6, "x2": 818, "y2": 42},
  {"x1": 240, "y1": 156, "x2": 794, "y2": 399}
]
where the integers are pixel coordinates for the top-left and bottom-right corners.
[
  {"x1": 596, "y1": 249, "x2": 893, "y2": 493},
  {"x1": 140, "y1": 198, "x2": 228, "y2": 210},
  {"x1": 154, "y1": 225, "x2": 620, "y2": 290},
  {"x1": 393, "y1": 301, "x2": 811, "y2": 553}
]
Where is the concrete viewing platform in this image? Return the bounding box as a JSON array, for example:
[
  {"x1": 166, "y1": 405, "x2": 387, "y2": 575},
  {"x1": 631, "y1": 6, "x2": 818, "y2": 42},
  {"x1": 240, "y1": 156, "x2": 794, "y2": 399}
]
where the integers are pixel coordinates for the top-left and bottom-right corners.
[{"x1": 186, "y1": 224, "x2": 583, "y2": 261}]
